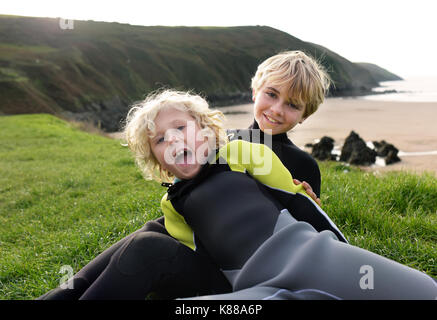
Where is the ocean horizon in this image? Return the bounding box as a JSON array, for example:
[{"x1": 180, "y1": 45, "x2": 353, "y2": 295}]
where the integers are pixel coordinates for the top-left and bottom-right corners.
[{"x1": 360, "y1": 76, "x2": 437, "y2": 103}]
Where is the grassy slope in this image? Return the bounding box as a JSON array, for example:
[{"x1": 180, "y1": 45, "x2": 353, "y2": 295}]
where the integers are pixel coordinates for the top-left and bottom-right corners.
[
  {"x1": 0, "y1": 15, "x2": 387, "y2": 123},
  {"x1": 0, "y1": 114, "x2": 435, "y2": 299},
  {"x1": 0, "y1": 114, "x2": 163, "y2": 299}
]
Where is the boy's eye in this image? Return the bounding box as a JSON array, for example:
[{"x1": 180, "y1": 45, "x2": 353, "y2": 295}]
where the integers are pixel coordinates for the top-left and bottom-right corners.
[
  {"x1": 288, "y1": 102, "x2": 299, "y2": 109},
  {"x1": 266, "y1": 91, "x2": 276, "y2": 98},
  {"x1": 156, "y1": 136, "x2": 164, "y2": 144},
  {"x1": 177, "y1": 125, "x2": 185, "y2": 131}
]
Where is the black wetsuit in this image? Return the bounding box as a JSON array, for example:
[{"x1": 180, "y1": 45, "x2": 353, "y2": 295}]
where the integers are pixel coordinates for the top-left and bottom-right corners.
[
  {"x1": 229, "y1": 120, "x2": 321, "y2": 197},
  {"x1": 37, "y1": 120, "x2": 322, "y2": 300},
  {"x1": 164, "y1": 140, "x2": 437, "y2": 300}
]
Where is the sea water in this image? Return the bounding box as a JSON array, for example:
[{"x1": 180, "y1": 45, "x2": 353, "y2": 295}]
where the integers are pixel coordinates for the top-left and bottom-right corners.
[{"x1": 361, "y1": 76, "x2": 437, "y2": 102}]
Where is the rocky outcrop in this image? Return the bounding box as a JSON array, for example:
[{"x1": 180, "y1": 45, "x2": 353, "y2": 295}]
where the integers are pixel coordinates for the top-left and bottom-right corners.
[
  {"x1": 309, "y1": 136, "x2": 336, "y2": 161},
  {"x1": 372, "y1": 140, "x2": 401, "y2": 165},
  {"x1": 306, "y1": 131, "x2": 401, "y2": 167},
  {"x1": 340, "y1": 131, "x2": 377, "y2": 166}
]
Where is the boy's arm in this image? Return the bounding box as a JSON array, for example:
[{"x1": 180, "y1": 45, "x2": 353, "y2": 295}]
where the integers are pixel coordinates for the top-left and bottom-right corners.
[
  {"x1": 160, "y1": 193, "x2": 196, "y2": 250},
  {"x1": 293, "y1": 178, "x2": 321, "y2": 206},
  {"x1": 227, "y1": 128, "x2": 321, "y2": 201},
  {"x1": 292, "y1": 150, "x2": 321, "y2": 198},
  {"x1": 218, "y1": 140, "x2": 347, "y2": 243},
  {"x1": 218, "y1": 139, "x2": 307, "y2": 196}
]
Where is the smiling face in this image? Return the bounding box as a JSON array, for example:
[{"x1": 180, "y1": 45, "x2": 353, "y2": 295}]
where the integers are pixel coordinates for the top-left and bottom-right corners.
[
  {"x1": 150, "y1": 108, "x2": 210, "y2": 180},
  {"x1": 253, "y1": 84, "x2": 307, "y2": 136}
]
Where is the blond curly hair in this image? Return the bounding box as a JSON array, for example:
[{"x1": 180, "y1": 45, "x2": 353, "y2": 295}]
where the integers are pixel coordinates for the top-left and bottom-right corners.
[{"x1": 123, "y1": 89, "x2": 228, "y2": 182}]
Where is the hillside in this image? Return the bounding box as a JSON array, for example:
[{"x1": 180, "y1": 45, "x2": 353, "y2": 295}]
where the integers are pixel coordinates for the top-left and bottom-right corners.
[
  {"x1": 0, "y1": 15, "x2": 401, "y2": 131},
  {"x1": 356, "y1": 63, "x2": 403, "y2": 82}
]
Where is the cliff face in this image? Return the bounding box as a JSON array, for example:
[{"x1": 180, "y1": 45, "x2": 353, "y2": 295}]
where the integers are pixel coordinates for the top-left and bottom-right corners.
[{"x1": 0, "y1": 15, "x2": 401, "y2": 131}]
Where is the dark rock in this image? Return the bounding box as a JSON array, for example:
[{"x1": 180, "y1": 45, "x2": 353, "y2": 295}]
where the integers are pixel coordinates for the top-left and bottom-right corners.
[
  {"x1": 308, "y1": 132, "x2": 400, "y2": 167},
  {"x1": 311, "y1": 136, "x2": 336, "y2": 161},
  {"x1": 348, "y1": 148, "x2": 377, "y2": 166},
  {"x1": 385, "y1": 150, "x2": 401, "y2": 165},
  {"x1": 340, "y1": 131, "x2": 376, "y2": 165},
  {"x1": 372, "y1": 140, "x2": 382, "y2": 151},
  {"x1": 373, "y1": 140, "x2": 395, "y2": 156},
  {"x1": 372, "y1": 140, "x2": 401, "y2": 165}
]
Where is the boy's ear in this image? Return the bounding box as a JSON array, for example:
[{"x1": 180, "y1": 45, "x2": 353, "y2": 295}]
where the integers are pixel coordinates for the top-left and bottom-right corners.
[{"x1": 252, "y1": 89, "x2": 256, "y2": 101}]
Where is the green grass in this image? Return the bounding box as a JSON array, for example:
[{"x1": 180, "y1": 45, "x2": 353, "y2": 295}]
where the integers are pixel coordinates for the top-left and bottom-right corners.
[
  {"x1": 320, "y1": 163, "x2": 436, "y2": 274},
  {"x1": 0, "y1": 114, "x2": 163, "y2": 299},
  {"x1": 0, "y1": 67, "x2": 28, "y2": 82},
  {"x1": 1, "y1": 114, "x2": 436, "y2": 299}
]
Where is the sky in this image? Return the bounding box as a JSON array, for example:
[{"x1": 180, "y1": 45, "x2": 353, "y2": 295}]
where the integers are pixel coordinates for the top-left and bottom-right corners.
[{"x1": 2, "y1": 0, "x2": 437, "y2": 78}]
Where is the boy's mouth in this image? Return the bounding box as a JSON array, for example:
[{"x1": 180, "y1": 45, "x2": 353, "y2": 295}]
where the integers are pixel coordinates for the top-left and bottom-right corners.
[
  {"x1": 264, "y1": 113, "x2": 281, "y2": 125},
  {"x1": 174, "y1": 147, "x2": 195, "y2": 165}
]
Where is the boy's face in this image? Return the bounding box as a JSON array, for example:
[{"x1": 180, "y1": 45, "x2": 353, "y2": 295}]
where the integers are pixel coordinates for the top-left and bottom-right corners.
[
  {"x1": 150, "y1": 108, "x2": 210, "y2": 180},
  {"x1": 253, "y1": 84, "x2": 306, "y2": 135}
]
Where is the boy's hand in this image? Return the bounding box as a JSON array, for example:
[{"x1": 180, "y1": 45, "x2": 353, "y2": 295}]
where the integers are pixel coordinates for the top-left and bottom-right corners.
[{"x1": 293, "y1": 179, "x2": 321, "y2": 206}]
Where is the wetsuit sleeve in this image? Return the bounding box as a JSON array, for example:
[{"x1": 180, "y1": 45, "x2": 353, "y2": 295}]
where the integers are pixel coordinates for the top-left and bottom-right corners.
[
  {"x1": 226, "y1": 128, "x2": 321, "y2": 197},
  {"x1": 217, "y1": 139, "x2": 309, "y2": 197},
  {"x1": 218, "y1": 140, "x2": 347, "y2": 243},
  {"x1": 292, "y1": 152, "x2": 321, "y2": 198},
  {"x1": 160, "y1": 193, "x2": 196, "y2": 250}
]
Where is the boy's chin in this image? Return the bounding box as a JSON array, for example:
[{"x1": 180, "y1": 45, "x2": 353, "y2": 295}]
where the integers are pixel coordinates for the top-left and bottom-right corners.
[
  {"x1": 259, "y1": 123, "x2": 280, "y2": 135},
  {"x1": 259, "y1": 119, "x2": 291, "y2": 135},
  {"x1": 173, "y1": 164, "x2": 202, "y2": 180}
]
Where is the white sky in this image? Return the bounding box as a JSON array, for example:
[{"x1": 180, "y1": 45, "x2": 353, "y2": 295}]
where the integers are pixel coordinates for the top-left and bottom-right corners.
[{"x1": 2, "y1": 0, "x2": 437, "y2": 78}]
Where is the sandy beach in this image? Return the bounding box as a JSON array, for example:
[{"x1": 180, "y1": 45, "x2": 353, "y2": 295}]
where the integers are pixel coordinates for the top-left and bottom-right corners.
[{"x1": 218, "y1": 98, "x2": 437, "y2": 176}]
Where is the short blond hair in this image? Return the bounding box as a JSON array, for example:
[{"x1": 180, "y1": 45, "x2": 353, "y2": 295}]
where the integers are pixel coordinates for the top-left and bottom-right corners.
[
  {"x1": 251, "y1": 51, "x2": 331, "y2": 118},
  {"x1": 123, "y1": 89, "x2": 228, "y2": 182}
]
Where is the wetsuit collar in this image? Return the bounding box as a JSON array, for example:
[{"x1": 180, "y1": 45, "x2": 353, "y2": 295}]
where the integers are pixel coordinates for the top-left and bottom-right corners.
[
  {"x1": 164, "y1": 148, "x2": 228, "y2": 200},
  {"x1": 161, "y1": 148, "x2": 219, "y2": 189},
  {"x1": 250, "y1": 119, "x2": 291, "y2": 145}
]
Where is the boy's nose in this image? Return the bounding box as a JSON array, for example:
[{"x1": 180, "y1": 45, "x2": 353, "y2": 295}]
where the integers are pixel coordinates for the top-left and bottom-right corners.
[
  {"x1": 166, "y1": 130, "x2": 184, "y2": 144},
  {"x1": 169, "y1": 134, "x2": 181, "y2": 144},
  {"x1": 270, "y1": 101, "x2": 284, "y2": 115}
]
